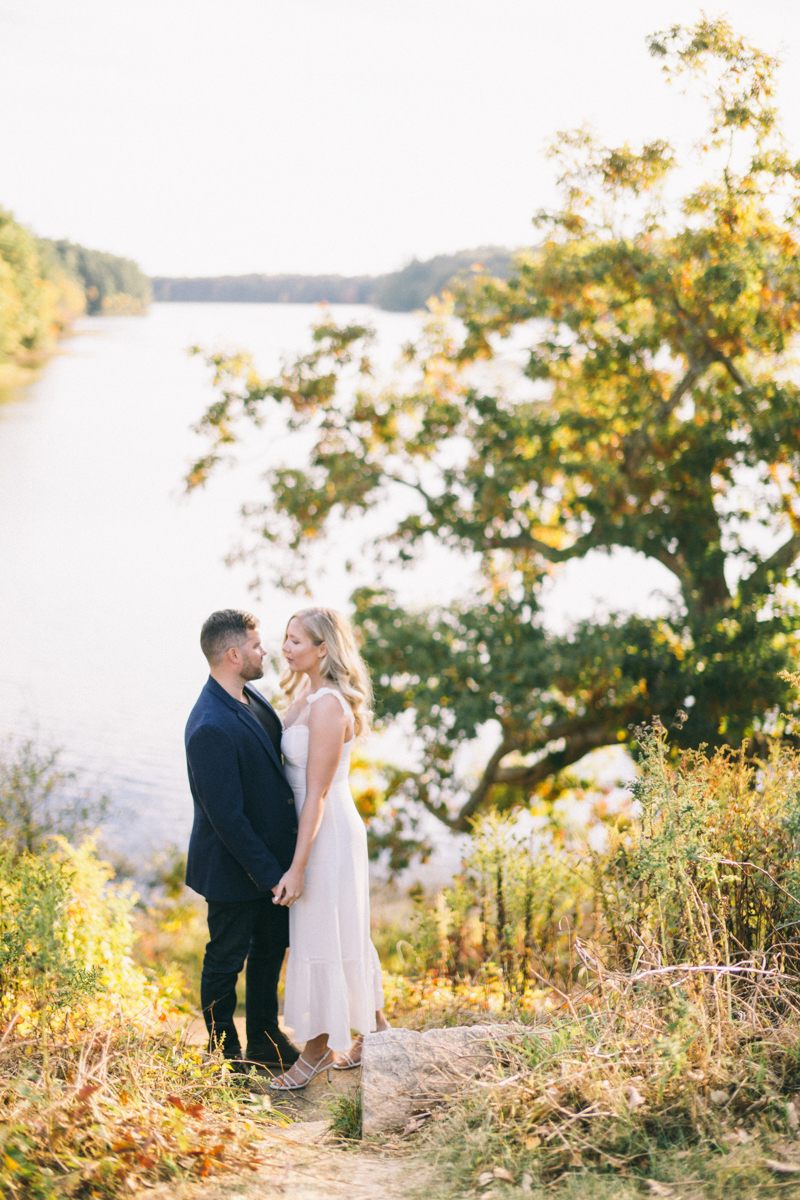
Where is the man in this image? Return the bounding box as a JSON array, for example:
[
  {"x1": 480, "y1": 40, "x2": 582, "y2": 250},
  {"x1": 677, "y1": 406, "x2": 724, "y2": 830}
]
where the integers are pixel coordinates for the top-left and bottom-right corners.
[{"x1": 185, "y1": 608, "x2": 300, "y2": 1069}]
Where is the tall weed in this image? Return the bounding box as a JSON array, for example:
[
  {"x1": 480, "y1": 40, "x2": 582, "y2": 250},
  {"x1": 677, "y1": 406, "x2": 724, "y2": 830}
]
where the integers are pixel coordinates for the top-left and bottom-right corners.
[
  {"x1": 403, "y1": 728, "x2": 800, "y2": 1010},
  {"x1": 0, "y1": 736, "x2": 108, "y2": 856},
  {"x1": 401, "y1": 728, "x2": 800, "y2": 1194}
]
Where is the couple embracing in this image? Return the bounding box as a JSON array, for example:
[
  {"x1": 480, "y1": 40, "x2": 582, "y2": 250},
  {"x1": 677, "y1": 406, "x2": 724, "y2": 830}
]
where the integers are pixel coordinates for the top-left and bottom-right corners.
[{"x1": 184, "y1": 607, "x2": 389, "y2": 1089}]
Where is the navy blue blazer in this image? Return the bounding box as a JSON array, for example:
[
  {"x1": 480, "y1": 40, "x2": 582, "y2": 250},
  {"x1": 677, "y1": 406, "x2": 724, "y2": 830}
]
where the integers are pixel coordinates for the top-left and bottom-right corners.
[{"x1": 184, "y1": 676, "x2": 297, "y2": 902}]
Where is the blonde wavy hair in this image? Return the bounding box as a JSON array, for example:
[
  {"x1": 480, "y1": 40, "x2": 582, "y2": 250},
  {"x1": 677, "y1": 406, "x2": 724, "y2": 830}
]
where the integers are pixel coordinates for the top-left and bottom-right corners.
[{"x1": 280, "y1": 607, "x2": 373, "y2": 738}]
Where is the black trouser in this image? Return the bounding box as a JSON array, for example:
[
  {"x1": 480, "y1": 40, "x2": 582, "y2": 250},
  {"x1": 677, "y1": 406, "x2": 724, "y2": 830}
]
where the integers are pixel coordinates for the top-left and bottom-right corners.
[{"x1": 200, "y1": 895, "x2": 289, "y2": 1058}]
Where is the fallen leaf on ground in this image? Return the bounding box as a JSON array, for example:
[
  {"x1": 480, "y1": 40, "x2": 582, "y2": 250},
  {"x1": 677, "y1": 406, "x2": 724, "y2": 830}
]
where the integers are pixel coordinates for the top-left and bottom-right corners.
[
  {"x1": 521, "y1": 1174, "x2": 533, "y2": 1195},
  {"x1": 478, "y1": 1171, "x2": 494, "y2": 1186},
  {"x1": 788, "y1": 1101, "x2": 799, "y2": 1131},
  {"x1": 765, "y1": 1159, "x2": 800, "y2": 1174},
  {"x1": 492, "y1": 1167, "x2": 514, "y2": 1182},
  {"x1": 627, "y1": 1085, "x2": 645, "y2": 1109},
  {"x1": 646, "y1": 1183, "x2": 674, "y2": 1197},
  {"x1": 769, "y1": 1141, "x2": 798, "y2": 1159},
  {"x1": 524, "y1": 1134, "x2": 541, "y2": 1150},
  {"x1": 167, "y1": 1095, "x2": 204, "y2": 1118},
  {"x1": 709, "y1": 1089, "x2": 729, "y2": 1105},
  {"x1": 723, "y1": 1128, "x2": 750, "y2": 1145}
]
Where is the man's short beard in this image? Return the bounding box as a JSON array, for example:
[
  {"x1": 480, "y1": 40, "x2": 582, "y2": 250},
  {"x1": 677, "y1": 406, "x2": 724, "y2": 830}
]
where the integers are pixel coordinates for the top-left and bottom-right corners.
[{"x1": 241, "y1": 660, "x2": 265, "y2": 681}]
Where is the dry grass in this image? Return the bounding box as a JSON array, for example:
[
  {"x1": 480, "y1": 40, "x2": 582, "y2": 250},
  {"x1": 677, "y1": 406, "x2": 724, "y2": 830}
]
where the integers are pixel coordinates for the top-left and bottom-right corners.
[
  {"x1": 408, "y1": 965, "x2": 800, "y2": 1197},
  {"x1": 7, "y1": 727, "x2": 800, "y2": 1197},
  {"x1": 0, "y1": 1018, "x2": 285, "y2": 1198},
  {"x1": 0, "y1": 830, "x2": 287, "y2": 1199},
  {"x1": 377, "y1": 729, "x2": 800, "y2": 1197}
]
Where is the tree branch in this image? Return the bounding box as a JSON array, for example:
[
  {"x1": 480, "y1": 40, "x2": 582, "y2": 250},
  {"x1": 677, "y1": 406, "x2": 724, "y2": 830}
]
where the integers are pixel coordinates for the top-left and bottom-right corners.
[
  {"x1": 713, "y1": 349, "x2": 749, "y2": 392},
  {"x1": 481, "y1": 531, "x2": 596, "y2": 562},
  {"x1": 738, "y1": 532, "x2": 800, "y2": 603},
  {"x1": 658, "y1": 355, "x2": 712, "y2": 421},
  {"x1": 383, "y1": 473, "x2": 436, "y2": 505},
  {"x1": 623, "y1": 350, "x2": 715, "y2": 477},
  {"x1": 494, "y1": 727, "x2": 614, "y2": 788},
  {"x1": 647, "y1": 544, "x2": 688, "y2": 585},
  {"x1": 449, "y1": 724, "x2": 615, "y2": 831},
  {"x1": 442, "y1": 736, "x2": 518, "y2": 830}
]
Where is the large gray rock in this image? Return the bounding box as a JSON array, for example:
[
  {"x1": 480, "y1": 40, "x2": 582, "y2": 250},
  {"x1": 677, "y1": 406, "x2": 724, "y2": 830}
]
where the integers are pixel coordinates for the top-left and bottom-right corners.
[{"x1": 361, "y1": 1025, "x2": 509, "y2": 1135}]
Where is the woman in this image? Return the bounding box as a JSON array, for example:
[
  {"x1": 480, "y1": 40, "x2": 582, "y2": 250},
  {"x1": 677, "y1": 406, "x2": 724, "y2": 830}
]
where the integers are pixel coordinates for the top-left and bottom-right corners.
[{"x1": 270, "y1": 607, "x2": 389, "y2": 1089}]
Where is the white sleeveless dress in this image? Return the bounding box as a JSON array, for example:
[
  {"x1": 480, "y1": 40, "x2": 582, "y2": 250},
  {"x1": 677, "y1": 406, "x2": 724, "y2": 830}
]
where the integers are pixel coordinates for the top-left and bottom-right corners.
[{"x1": 281, "y1": 688, "x2": 384, "y2": 1052}]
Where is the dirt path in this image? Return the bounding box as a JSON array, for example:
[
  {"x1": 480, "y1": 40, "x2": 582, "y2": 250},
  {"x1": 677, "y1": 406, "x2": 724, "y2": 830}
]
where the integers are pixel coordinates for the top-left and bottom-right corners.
[
  {"x1": 137, "y1": 1119, "x2": 437, "y2": 1200},
  {"x1": 149, "y1": 1021, "x2": 438, "y2": 1200}
]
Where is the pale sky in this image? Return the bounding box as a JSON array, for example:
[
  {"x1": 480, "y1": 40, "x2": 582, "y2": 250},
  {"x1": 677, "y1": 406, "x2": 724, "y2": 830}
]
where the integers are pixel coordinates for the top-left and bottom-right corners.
[{"x1": 2, "y1": 0, "x2": 799, "y2": 278}]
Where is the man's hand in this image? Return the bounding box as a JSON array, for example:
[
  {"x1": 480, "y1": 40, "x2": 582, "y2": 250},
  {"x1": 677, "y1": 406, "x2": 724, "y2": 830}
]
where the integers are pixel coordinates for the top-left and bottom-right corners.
[{"x1": 272, "y1": 865, "x2": 305, "y2": 906}]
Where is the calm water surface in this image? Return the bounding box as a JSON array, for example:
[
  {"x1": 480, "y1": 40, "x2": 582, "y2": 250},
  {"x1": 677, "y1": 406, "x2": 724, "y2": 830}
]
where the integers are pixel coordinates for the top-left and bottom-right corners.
[
  {"x1": 0, "y1": 303, "x2": 434, "y2": 863},
  {"x1": 0, "y1": 302, "x2": 662, "y2": 871}
]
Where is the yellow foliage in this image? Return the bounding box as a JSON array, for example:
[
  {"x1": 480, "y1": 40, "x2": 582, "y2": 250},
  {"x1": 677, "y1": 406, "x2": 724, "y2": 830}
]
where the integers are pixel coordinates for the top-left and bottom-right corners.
[
  {"x1": 0, "y1": 210, "x2": 87, "y2": 392},
  {"x1": 100, "y1": 291, "x2": 148, "y2": 315},
  {"x1": 0, "y1": 839, "x2": 178, "y2": 1038},
  {"x1": 55, "y1": 839, "x2": 178, "y2": 1023}
]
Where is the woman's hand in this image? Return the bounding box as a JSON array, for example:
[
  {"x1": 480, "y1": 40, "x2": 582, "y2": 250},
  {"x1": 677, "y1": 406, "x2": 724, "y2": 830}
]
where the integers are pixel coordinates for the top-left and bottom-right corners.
[{"x1": 272, "y1": 865, "x2": 305, "y2": 906}]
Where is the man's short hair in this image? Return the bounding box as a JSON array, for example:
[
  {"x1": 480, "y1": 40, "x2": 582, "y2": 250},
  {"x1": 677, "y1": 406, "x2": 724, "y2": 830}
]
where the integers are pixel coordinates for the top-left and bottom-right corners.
[{"x1": 200, "y1": 609, "x2": 258, "y2": 664}]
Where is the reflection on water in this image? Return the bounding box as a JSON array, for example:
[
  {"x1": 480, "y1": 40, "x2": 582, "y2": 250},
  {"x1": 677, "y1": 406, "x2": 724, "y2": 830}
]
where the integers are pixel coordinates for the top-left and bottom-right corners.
[{"x1": 0, "y1": 303, "x2": 428, "y2": 861}]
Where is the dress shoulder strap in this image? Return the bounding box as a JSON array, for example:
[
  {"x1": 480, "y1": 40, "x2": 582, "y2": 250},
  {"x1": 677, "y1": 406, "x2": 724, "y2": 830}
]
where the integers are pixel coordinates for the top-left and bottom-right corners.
[{"x1": 306, "y1": 687, "x2": 353, "y2": 720}]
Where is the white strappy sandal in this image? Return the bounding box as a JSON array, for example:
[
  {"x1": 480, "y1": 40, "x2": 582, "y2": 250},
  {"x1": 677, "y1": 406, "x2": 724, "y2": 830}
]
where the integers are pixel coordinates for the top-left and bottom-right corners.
[
  {"x1": 333, "y1": 1025, "x2": 391, "y2": 1071},
  {"x1": 333, "y1": 1035, "x2": 363, "y2": 1071},
  {"x1": 270, "y1": 1051, "x2": 334, "y2": 1091}
]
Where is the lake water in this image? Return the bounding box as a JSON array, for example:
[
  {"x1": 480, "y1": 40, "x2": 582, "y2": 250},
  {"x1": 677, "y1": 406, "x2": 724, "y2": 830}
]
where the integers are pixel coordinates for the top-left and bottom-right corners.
[
  {"x1": 0, "y1": 304, "x2": 425, "y2": 861},
  {"x1": 0, "y1": 303, "x2": 667, "y2": 875}
]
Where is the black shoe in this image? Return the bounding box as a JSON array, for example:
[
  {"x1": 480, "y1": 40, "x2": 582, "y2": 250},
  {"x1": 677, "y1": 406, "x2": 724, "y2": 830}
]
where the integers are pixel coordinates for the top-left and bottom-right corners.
[{"x1": 246, "y1": 1028, "x2": 300, "y2": 1067}]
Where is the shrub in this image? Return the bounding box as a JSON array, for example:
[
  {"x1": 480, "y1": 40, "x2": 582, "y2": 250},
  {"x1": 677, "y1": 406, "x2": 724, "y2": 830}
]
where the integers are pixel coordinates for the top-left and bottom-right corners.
[
  {"x1": 0, "y1": 837, "x2": 281, "y2": 1199},
  {"x1": 0, "y1": 837, "x2": 178, "y2": 1038},
  {"x1": 396, "y1": 725, "x2": 800, "y2": 1193},
  {"x1": 402, "y1": 727, "x2": 800, "y2": 1007},
  {"x1": 595, "y1": 725, "x2": 800, "y2": 981},
  {"x1": 0, "y1": 845, "x2": 102, "y2": 1037},
  {"x1": 0, "y1": 736, "x2": 108, "y2": 857}
]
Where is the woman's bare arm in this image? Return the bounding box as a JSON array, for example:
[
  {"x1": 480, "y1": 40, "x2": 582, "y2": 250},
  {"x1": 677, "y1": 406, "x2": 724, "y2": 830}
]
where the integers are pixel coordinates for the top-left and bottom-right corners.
[{"x1": 272, "y1": 694, "x2": 348, "y2": 905}]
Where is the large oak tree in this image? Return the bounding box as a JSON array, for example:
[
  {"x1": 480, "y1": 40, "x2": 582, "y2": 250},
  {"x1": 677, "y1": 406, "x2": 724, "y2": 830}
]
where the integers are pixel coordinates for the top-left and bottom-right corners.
[{"x1": 188, "y1": 19, "x2": 800, "y2": 843}]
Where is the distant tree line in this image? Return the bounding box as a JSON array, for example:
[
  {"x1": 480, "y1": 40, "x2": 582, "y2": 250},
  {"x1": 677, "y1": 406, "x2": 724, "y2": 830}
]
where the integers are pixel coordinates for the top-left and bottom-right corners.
[
  {"x1": 151, "y1": 247, "x2": 515, "y2": 311},
  {"x1": 154, "y1": 273, "x2": 377, "y2": 305},
  {"x1": 0, "y1": 207, "x2": 150, "y2": 390},
  {"x1": 42, "y1": 239, "x2": 151, "y2": 316}
]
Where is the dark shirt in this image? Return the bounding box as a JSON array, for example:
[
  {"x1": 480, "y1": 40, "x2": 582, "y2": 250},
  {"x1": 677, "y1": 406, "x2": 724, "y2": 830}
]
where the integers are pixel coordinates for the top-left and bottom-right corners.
[{"x1": 240, "y1": 688, "x2": 283, "y2": 758}]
